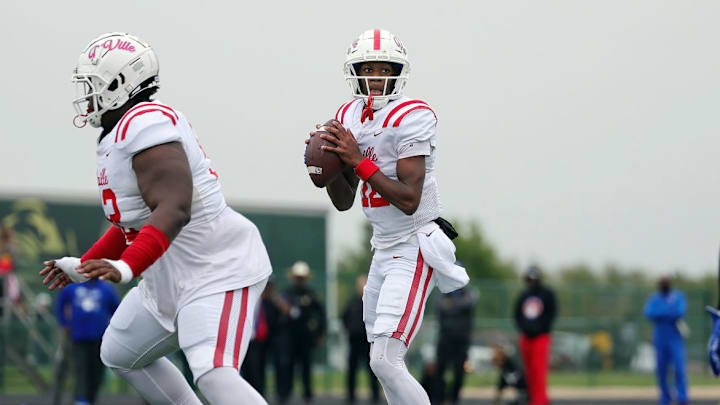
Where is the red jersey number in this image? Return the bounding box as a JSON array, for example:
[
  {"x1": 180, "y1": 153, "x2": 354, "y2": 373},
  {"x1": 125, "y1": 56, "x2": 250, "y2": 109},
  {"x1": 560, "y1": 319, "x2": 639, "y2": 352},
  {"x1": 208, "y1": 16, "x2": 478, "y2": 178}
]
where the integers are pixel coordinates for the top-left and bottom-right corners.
[
  {"x1": 361, "y1": 182, "x2": 389, "y2": 208},
  {"x1": 102, "y1": 188, "x2": 121, "y2": 223},
  {"x1": 101, "y1": 188, "x2": 139, "y2": 243}
]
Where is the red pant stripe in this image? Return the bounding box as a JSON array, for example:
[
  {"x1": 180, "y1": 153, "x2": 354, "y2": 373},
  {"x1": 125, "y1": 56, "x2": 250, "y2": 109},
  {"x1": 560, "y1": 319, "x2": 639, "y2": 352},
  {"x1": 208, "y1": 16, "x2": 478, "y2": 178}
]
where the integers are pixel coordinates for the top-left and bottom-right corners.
[
  {"x1": 213, "y1": 290, "x2": 234, "y2": 368},
  {"x1": 405, "y1": 266, "x2": 433, "y2": 345},
  {"x1": 392, "y1": 249, "x2": 424, "y2": 340},
  {"x1": 232, "y1": 287, "x2": 249, "y2": 369}
]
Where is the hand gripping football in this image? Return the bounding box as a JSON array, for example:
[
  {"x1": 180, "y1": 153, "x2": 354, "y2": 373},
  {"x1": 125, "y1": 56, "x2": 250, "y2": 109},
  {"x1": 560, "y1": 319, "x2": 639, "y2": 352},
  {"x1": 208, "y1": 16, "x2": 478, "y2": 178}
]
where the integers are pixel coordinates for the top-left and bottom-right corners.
[{"x1": 304, "y1": 121, "x2": 344, "y2": 188}]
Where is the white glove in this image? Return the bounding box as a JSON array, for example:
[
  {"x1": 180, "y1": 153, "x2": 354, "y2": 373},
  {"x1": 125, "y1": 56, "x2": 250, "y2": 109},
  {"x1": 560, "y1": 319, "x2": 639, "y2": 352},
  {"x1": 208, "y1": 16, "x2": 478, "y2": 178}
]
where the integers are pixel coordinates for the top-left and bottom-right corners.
[{"x1": 53, "y1": 257, "x2": 87, "y2": 283}]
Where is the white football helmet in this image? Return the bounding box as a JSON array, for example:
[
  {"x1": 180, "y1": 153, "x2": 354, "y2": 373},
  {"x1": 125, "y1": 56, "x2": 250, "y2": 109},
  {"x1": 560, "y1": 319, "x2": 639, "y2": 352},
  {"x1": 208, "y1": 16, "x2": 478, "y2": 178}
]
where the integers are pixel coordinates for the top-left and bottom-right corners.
[
  {"x1": 344, "y1": 29, "x2": 410, "y2": 110},
  {"x1": 72, "y1": 32, "x2": 159, "y2": 128}
]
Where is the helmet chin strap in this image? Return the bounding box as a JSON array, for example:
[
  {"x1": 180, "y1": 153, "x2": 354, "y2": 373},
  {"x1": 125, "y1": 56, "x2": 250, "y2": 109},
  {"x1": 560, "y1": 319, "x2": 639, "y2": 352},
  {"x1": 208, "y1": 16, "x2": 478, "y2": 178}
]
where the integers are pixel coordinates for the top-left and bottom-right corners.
[
  {"x1": 361, "y1": 93, "x2": 374, "y2": 123},
  {"x1": 73, "y1": 114, "x2": 88, "y2": 128}
]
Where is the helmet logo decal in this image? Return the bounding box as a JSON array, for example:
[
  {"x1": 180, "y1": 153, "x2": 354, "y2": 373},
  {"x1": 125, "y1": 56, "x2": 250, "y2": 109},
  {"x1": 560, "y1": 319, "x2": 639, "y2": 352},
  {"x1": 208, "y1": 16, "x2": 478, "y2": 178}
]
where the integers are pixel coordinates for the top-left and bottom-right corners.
[
  {"x1": 88, "y1": 39, "x2": 136, "y2": 60},
  {"x1": 394, "y1": 36, "x2": 407, "y2": 54}
]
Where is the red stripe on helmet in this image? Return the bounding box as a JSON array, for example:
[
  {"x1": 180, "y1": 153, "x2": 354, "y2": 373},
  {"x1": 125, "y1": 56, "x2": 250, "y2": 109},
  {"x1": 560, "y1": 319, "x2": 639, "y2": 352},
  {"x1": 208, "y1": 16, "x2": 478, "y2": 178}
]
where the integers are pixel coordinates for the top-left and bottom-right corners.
[{"x1": 373, "y1": 29, "x2": 381, "y2": 50}]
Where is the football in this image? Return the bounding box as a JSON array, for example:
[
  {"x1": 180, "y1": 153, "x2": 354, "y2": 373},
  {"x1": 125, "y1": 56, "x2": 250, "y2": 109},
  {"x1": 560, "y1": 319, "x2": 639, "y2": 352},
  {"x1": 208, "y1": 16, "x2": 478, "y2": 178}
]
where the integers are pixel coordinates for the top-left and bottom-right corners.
[{"x1": 304, "y1": 123, "x2": 345, "y2": 188}]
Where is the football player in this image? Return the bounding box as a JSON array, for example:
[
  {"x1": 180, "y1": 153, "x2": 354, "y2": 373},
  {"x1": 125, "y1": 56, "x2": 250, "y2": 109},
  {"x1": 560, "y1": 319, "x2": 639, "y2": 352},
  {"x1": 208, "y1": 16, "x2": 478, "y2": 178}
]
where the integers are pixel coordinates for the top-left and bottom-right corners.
[
  {"x1": 308, "y1": 29, "x2": 469, "y2": 405},
  {"x1": 40, "y1": 33, "x2": 272, "y2": 405}
]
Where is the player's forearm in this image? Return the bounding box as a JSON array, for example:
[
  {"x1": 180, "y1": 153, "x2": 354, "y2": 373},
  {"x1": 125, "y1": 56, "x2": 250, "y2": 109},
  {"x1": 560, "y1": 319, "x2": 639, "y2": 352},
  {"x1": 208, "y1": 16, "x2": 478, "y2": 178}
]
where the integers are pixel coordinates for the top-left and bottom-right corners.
[
  {"x1": 367, "y1": 172, "x2": 422, "y2": 215},
  {"x1": 326, "y1": 168, "x2": 358, "y2": 211},
  {"x1": 146, "y1": 203, "x2": 190, "y2": 241}
]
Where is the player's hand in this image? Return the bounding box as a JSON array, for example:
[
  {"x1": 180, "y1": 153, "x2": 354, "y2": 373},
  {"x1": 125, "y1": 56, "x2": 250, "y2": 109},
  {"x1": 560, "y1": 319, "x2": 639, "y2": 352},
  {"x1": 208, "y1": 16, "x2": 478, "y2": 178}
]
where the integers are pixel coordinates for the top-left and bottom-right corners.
[
  {"x1": 39, "y1": 260, "x2": 72, "y2": 290},
  {"x1": 707, "y1": 306, "x2": 720, "y2": 376},
  {"x1": 319, "y1": 120, "x2": 364, "y2": 167},
  {"x1": 76, "y1": 259, "x2": 122, "y2": 283}
]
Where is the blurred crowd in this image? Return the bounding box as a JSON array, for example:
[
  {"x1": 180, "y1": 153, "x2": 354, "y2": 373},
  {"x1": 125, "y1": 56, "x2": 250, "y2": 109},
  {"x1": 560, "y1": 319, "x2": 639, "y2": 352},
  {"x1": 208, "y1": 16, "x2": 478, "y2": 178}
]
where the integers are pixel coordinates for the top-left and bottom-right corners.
[{"x1": 1, "y1": 229, "x2": 692, "y2": 405}]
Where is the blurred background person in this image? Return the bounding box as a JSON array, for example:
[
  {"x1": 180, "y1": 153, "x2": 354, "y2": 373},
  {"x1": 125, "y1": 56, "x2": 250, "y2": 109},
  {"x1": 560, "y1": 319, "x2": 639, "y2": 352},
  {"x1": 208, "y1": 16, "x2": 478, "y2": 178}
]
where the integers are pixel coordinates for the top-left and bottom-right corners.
[
  {"x1": 644, "y1": 276, "x2": 689, "y2": 405},
  {"x1": 492, "y1": 345, "x2": 528, "y2": 405},
  {"x1": 342, "y1": 275, "x2": 379, "y2": 404},
  {"x1": 55, "y1": 278, "x2": 120, "y2": 405},
  {"x1": 419, "y1": 361, "x2": 438, "y2": 404},
  {"x1": 0, "y1": 225, "x2": 21, "y2": 309},
  {"x1": 0, "y1": 225, "x2": 17, "y2": 276},
  {"x1": 434, "y1": 280, "x2": 477, "y2": 405},
  {"x1": 513, "y1": 265, "x2": 556, "y2": 405},
  {"x1": 278, "y1": 261, "x2": 325, "y2": 404},
  {"x1": 241, "y1": 279, "x2": 281, "y2": 397}
]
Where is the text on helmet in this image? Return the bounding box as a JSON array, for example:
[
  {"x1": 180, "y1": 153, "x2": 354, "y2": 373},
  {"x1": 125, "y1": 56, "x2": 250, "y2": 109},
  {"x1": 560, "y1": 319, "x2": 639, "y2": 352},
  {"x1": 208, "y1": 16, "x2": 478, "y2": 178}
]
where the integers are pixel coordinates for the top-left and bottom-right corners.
[{"x1": 88, "y1": 39, "x2": 136, "y2": 60}]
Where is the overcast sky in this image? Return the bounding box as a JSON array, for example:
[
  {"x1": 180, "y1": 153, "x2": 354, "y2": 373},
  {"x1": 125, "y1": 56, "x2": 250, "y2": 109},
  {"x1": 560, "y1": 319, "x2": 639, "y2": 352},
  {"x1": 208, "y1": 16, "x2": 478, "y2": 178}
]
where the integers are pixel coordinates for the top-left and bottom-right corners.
[{"x1": 2, "y1": 1, "x2": 720, "y2": 277}]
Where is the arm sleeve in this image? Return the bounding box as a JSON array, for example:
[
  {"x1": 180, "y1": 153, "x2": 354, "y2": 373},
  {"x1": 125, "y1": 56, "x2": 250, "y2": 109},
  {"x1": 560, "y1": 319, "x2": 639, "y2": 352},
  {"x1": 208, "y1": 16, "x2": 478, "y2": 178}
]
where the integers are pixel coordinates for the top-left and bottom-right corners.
[
  {"x1": 116, "y1": 112, "x2": 182, "y2": 156},
  {"x1": 81, "y1": 225, "x2": 128, "y2": 262},
  {"x1": 395, "y1": 108, "x2": 437, "y2": 159}
]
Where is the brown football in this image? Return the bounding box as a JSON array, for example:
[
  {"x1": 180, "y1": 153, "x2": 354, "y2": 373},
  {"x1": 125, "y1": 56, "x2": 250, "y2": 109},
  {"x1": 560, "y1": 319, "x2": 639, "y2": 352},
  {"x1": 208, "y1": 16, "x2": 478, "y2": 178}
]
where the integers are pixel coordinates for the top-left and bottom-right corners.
[{"x1": 304, "y1": 124, "x2": 344, "y2": 188}]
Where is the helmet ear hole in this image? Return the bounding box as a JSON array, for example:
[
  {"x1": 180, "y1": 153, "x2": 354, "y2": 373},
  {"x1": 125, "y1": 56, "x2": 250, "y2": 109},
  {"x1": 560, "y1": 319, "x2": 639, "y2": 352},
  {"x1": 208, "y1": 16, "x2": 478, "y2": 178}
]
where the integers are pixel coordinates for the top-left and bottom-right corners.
[{"x1": 107, "y1": 79, "x2": 118, "y2": 91}]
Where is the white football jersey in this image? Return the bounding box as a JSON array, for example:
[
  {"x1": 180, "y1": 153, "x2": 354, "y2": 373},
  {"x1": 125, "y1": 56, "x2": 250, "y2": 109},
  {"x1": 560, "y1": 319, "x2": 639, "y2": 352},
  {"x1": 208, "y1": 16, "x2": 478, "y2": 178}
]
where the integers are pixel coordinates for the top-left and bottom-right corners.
[
  {"x1": 334, "y1": 96, "x2": 442, "y2": 249},
  {"x1": 95, "y1": 101, "x2": 272, "y2": 327}
]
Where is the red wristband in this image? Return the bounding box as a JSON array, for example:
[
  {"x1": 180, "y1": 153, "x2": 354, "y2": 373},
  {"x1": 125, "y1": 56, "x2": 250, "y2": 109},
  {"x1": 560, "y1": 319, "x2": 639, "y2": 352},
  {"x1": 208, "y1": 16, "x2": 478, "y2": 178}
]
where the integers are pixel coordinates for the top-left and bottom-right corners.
[
  {"x1": 81, "y1": 225, "x2": 128, "y2": 262},
  {"x1": 119, "y1": 225, "x2": 170, "y2": 277},
  {"x1": 354, "y1": 157, "x2": 380, "y2": 181}
]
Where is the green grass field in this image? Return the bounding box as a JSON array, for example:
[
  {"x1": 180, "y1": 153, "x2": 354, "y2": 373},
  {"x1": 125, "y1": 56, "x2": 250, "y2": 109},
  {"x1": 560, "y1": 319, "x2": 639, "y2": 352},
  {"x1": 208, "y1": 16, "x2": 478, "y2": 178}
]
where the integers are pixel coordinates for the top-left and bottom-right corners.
[{"x1": 3, "y1": 365, "x2": 718, "y2": 396}]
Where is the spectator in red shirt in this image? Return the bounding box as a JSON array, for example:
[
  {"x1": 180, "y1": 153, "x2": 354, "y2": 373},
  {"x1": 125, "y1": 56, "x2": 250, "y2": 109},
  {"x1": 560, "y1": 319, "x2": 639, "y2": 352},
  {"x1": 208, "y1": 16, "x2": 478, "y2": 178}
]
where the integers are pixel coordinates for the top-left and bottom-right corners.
[{"x1": 513, "y1": 266, "x2": 556, "y2": 405}]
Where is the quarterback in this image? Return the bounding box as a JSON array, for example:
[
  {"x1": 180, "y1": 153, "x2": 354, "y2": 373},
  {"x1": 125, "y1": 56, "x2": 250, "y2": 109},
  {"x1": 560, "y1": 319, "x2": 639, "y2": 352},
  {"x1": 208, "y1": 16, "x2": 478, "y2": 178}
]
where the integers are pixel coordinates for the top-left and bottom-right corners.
[
  {"x1": 40, "y1": 33, "x2": 272, "y2": 405},
  {"x1": 310, "y1": 29, "x2": 469, "y2": 404}
]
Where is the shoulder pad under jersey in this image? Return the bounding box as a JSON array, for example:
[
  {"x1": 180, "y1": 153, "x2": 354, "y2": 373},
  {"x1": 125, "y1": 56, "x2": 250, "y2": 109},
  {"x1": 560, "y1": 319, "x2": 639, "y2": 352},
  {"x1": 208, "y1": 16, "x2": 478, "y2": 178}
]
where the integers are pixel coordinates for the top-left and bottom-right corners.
[
  {"x1": 112, "y1": 103, "x2": 182, "y2": 154},
  {"x1": 334, "y1": 99, "x2": 362, "y2": 126},
  {"x1": 381, "y1": 99, "x2": 437, "y2": 130}
]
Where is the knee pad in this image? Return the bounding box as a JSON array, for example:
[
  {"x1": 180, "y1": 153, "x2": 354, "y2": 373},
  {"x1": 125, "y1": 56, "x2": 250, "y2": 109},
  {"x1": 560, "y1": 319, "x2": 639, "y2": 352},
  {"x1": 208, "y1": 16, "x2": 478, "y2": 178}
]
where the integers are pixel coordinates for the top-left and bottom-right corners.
[
  {"x1": 369, "y1": 337, "x2": 407, "y2": 381},
  {"x1": 100, "y1": 330, "x2": 135, "y2": 369},
  {"x1": 100, "y1": 327, "x2": 175, "y2": 370}
]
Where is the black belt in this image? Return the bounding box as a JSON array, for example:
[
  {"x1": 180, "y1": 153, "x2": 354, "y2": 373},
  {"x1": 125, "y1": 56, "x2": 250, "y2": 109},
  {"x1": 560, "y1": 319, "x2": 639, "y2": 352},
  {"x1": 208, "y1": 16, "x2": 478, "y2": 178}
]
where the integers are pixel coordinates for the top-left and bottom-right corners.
[{"x1": 433, "y1": 217, "x2": 458, "y2": 240}]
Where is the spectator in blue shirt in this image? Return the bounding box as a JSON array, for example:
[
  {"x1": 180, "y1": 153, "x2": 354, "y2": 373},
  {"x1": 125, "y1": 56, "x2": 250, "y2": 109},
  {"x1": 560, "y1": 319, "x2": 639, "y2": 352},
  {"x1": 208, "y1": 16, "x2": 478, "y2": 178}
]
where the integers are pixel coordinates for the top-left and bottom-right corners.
[
  {"x1": 644, "y1": 276, "x2": 688, "y2": 405},
  {"x1": 56, "y1": 279, "x2": 120, "y2": 405}
]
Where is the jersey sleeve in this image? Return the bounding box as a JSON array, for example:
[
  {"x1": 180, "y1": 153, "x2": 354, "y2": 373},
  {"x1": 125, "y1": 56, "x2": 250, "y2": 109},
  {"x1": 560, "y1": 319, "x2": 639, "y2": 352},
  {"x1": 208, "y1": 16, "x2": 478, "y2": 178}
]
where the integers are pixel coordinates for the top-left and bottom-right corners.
[
  {"x1": 394, "y1": 107, "x2": 437, "y2": 159},
  {"x1": 115, "y1": 110, "x2": 182, "y2": 155}
]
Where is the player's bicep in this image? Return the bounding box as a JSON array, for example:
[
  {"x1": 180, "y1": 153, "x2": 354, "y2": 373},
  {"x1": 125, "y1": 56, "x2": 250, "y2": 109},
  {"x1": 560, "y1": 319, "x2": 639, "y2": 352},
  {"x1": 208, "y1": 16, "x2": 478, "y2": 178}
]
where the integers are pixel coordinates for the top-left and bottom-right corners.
[
  {"x1": 132, "y1": 142, "x2": 193, "y2": 214},
  {"x1": 396, "y1": 155, "x2": 425, "y2": 191}
]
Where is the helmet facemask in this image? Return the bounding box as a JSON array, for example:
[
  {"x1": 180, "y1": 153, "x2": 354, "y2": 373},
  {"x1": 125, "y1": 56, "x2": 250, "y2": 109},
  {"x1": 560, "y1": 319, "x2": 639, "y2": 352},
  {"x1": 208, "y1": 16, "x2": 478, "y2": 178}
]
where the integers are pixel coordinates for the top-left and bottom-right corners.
[
  {"x1": 345, "y1": 62, "x2": 408, "y2": 110},
  {"x1": 72, "y1": 72, "x2": 110, "y2": 128},
  {"x1": 72, "y1": 70, "x2": 158, "y2": 128}
]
